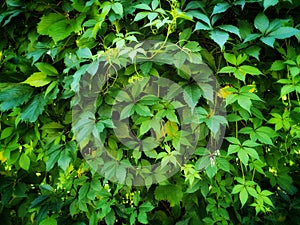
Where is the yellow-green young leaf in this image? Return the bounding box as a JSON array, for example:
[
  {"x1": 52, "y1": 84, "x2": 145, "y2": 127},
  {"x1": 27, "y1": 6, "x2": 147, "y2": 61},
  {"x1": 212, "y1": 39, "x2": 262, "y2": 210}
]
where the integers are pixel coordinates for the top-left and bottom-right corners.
[
  {"x1": 19, "y1": 153, "x2": 30, "y2": 171},
  {"x1": 224, "y1": 53, "x2": 236, "y2": 65},
  {"x1": 22, "y1": 72, "x2": 52, "y2": 87},
  {"x1": 239, "y1": 187, "x2": 249, "y2": 207},
  {"x1": 40, "y1": 217, "x2": 57, "y2": 225},
  {"x1": 239, "y1": 65, "x2": 262, "y2": 75}
]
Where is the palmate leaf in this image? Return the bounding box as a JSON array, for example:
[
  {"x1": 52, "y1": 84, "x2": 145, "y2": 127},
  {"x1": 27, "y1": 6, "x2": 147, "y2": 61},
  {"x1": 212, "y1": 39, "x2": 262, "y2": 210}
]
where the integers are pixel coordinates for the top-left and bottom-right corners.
[{"x1": 0, "y1": 84, "x2": 33, "y2": 111}]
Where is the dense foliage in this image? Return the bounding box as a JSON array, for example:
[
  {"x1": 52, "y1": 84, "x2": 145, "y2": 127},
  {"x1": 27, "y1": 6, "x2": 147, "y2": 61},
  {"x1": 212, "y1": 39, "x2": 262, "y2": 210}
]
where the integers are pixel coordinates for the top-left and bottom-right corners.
[{"x1": 1, "y1": 0, "x2": 300, "y2": 224}]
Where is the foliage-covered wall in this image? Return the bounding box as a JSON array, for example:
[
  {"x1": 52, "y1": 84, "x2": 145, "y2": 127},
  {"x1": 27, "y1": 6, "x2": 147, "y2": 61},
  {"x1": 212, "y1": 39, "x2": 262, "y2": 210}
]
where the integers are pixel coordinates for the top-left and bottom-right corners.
[{"x1": 1, "y1": 0, "x2": 300, "y2": 224}]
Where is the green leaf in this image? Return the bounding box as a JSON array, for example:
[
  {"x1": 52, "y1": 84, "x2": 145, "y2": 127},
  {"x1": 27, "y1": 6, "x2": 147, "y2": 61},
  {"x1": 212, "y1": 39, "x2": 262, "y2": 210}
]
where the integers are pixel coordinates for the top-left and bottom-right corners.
[
  {"x1": 135, "y1": 3, "x2": 152, "y2": 11},
  {"x1": 239, "y1": 187, "x2": 249, "y2": 207},
  {"x1": 35, "y1": 62, "x2": 58, "y2": 76},
  {"x1": 224, "y1": 53, "x2": 236, "y2": 65},
  {"x1": 19, "y1": 153, "x2": 30, "y2": 171},
  {"x1": 210, "y1": 30, "x2": 229, "y2": 49},
  {"x1": 270, "y1": 60, "x2": 285, "y2": 71},
  {"x1": 212, "y1": 3, "x2": 231, "y2": 16},
  {"x1": 226, "y1": 137, "x2": 241, "y2": 145},
  {"x1": 238, "y1": 148, "x2": 249, "y2": 166},
  {"x1": 37, "y1": 13, "x2": 66, "y2": 35},
  {"x1": 46, "y1": 146, "x2": 61, "y2": 171},
  {"x1": 0, "y1": 127, "x2": 14, "y2": 140},
  {"x1": 260, "y1": 36, "x2": 275, "y2": 47},
  {"x1": 21, "y1": 93, "x2": 47, "y2": 122},
  {"x1": 217, "y1": 157, "x2": 230, "y2": 172},
  {"x1": 206, "y1": 164, "x2": 217, "y2": 179},
  {"x1": 263, "y1": 0, "x2": 279, "y2": 11},
  {"x1": 228, "y1": 144, "x2": 241, "y2": 155},
  {"x1": 112, "y1": 2, "x2": 123, "y2": 16},
  {"x1": 58, "y1": 149, "x2": 71, "y2": 172},
  {"x1": 191, "y1": 12, "x2": 210, "y2": 26},
  {"x1": 134, "y1": 12, "x2": 148, "y2": 21},
  {"x1": 218, "y1": 25, "x2": 240, "y2": 38},
  {"x1": 246, "y1": 186, "x2": 258, "y2": 198},
  {"x1": 254, "y1": 13, "x2": 269, "y2": 33},
  {"x1": 0, "y1": 84, "x2": 33, "y2": 111},
  {"x1": 154, "y1": 185, "x2": 183, "y2": 207},
  {"x1": 40, "y1": 217, "x2": 57, "y2": 225},
  {"x1": 139, "y1": 202, "x2": 154, "y2": 212},
  {"x1": 232, "y1": 184, "x2": 244, "y2": 194},
  {"x1": 219, "y1": 66, "x2": 236, "y2": 73},
  {"x1": 194, "y1": 21, "x2": 211, "y2": 31},
  {"x1": 280, "y1": 85, "x2": 295, "y2": 97},
  {"x1": 269, "y1": 27, "x2": 300, "y2": 39},
  {"x1": 139, "y1": 119, "x2": 151, "y2": 136},
  {"x1": 179, "y1": 28, "x2": 192, "y2": 41},
  {"x1": 239, "y1": 65, "x2": 262, "y2": 75},
  {"x1": 245, "y1": 46, "x2": 261, "y2": 60},
  {"x1": 134, "y1": 103, "x2": 152, "y2": 116},
  {"x1": 77, "y1": 47, "x2": 92, "y2": 58},
  {"x1": 22, "y1": 72, "x2": 52, "y2": 87},
  {"x1": 120, "y1": 103, "x2": 135, "y2": 120},
  {"x1": 237, "y1": 95, "x2": 252, "y2": 113}
]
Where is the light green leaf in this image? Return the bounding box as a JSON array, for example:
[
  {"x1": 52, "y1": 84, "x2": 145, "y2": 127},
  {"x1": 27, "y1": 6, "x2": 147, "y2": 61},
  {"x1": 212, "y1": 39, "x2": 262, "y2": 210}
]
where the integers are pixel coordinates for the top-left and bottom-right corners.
[
  {"x1": 232, "y1": 184, "x2": 244, "y2": 194},
  {"x1": 40, "y1": 217, "x2": 57, "y2": 225},
  {"x1": 254, "y1": 13, "x2": 269, "y2": 33},
  {"x1": 263, "y1": 0, "x2": 279, "y2": 11},
  {"x1": 134, "y1": 103, "x2": 152, "y2": 116},
  {"x1": 237, "y1": 95, "x2": 252, "y2": 113},
  {"x1": 135, "y1": 3, "x2": 152, "y2": 11},
  {"x1": 260, "y1": 36, "x2": 275, "y2": 47},
  {"x1": 22, "y1": 72, "x2": 52, "y2": 87},
  {"x1": 212, "y1": 3, "x2": 231, "y2": 16},
  {"x1": 37, "y1": 13, "x2": 66, "y2": 35},
  {"x1": 120, "y1": 103, "x2": 135, "y2": 120},
  {"x1": 224, "y1": 53, "x2": 236, "y2": 65},
  {"x1": 194, "y1": 21, "x2": 211, "y2": 31},
  {"x1": 246, "y1": 186, "x2": 258, "y2": 198},
  {"x1": 238, "y1": 148, "x2": 249, "y2": 166},
  {"x1": 218, "y1": 25, "x2": 240, "y2": 38},
  {"x1": 19, "y1": 153, "x2": 30, "y2": 171},
  {"x1": 139, "y1": 119, "x2": 151, "y2": 136},
  {"x1": 239, "y1": 65, "x2": 262, "y2": 75},
  {"x1": 112, "y1": 2, "x2": 123, "y2": 16},
  {"x1": 154, "y1": 185, "x2": 183, "y2": 207},
  {"x1": 77, "y1": 47, "x2": 92, "y2": 58},
  {"x1": 210, "y1": 30, "x2": 229, "y2": 49},
  {"x1": 270, "y1": 60, "x2": 285, "y2": 71},
  {"x1": 239, "y1": 187, "x2": 248, "y2": 207},
  {"x1": 269, "y1": 27, "x2": 300, "y2": 39},
  {"x1": 134, "y1": 12, "x2": 148, "y2": 21},
  {"x1": 217, "y1": 157, "x2": 230, "y2": 172},
  {"x1": 219, "y1": 66, "x2": 237, "y2": 73}
]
